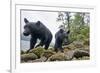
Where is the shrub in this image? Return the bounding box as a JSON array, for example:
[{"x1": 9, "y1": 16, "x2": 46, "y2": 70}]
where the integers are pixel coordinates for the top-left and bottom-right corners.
[{"x1": 68, "y1": 25, "x2": 89, "y2": 43}]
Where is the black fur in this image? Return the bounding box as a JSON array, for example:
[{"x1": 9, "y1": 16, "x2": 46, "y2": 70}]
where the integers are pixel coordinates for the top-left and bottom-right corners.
[
  {"x1": 54, "y1": 29, "x2": 69, "y2": 52},
  {"x1": 23, "y1": 18, "x2": 53, "y2": 52}
]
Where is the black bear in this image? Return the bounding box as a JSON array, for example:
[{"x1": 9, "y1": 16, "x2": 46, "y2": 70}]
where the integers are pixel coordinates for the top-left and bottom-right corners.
[
  {"x1": 54, "y1": 29, "x2": 70, "y2": 52},
  {"x1": 23, "y1": 18, "x2": 53, "y2": 52}
]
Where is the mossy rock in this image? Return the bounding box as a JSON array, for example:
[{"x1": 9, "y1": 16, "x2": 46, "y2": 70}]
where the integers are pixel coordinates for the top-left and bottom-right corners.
[
  {"x1": 72, "y1": 49, "x2": 89, "y2": 59},
  {"x1": 48, "y1": 53, "x2": 67, "y2": 61},
  {"x1": 48, "y1": 47, "x2": 54, "y2": 51},
  {"x1": 72, "y1": 57, "x2": 77, "y2": 60},
  {"x1": 32, "y1": 57, "x2": 47, "y2": 62},
  {"x1": 29, "y1": 47, "x2": 45, "y2": 58},
  {"x1": 64, "y1": 49, "x2": 90, "y2": 60},
  {"x1": 81, "y1": 56, "x2": 90, "y2": 60},
  {"x1": 74, "y1": 56, "x2": 90, "y2": 60},
  {"x1": 64, "y1": 50, "x2": 75, "y2": 60},
  {"x1": 83, "y1": 39, "x2": 89, "y2": 46},
  {"x1": 63, "y1": 47, "x2": 69, "y2": 53},
  {"x1": 63, "y1": 46, "x2": 71, "y2": 50},
  {"x1": 65, "y1": 43, "x2": 76, "y2": 50},
  {"x1": 21, "y1": 53, "x2": 38, "y2": 62},
  {"x1": 73, "y1": 41, "x2": 84, "y2": 48},
  {"x1": 21, "y1": 50, "x2": 26, "y2": 54},
  {"x1": 41, "y1": 50, "x2": 55, "y2": 59}
]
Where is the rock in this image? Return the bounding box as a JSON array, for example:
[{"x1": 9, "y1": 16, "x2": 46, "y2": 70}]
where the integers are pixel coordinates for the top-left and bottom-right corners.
[
  {"x1": 64, "y1": 43, "x2": 76, "y2": 50},
  {"x1": 48, "y1": 47, "x2": 54, "y2": 51},
  {"x1": 41, "y1": 50, "x2": 55, "y2": 59},
  {"x1": 47, "y1": 53, "x2": 67, "y2": 61},
  {"x1": 64, "y1": 49, "x2": 90, "y2": 60},
  {"x1": 32, "y1": 57, "x2": 47, "y2": 62},
  {"x1": 63, "y1": 46, "x2": 70, "y2": 50},
  {"x1": 72, "y1": 49, "x2": 89, "y2": 59},
  {"x1": 63, "y1": 48, "x2": 69, "y2": 53},
  {"x1": 64, "y1": 50, "x2": 75, "y2": 60},
  {"x1": 21, "y1": 53, "x2": 38, "y2": 62},
  {"x1": 83, "y1": 39, "x2": 89, "y2": 46},
  {"x1": 73, "y1": 41, "x2": 84, "y2": 48},
  {"x1": 72, "y1": 57, "x2": 77, "y2": 60},
  {"x1": 29, "y1": 47, "x2": 45, "y2": 58},
  {"x1": 81, "y1": 56, "x2": 90, "y2": 60},
  {"x1": 21, "y1": 50, "x2": 26, "y2": 54}
]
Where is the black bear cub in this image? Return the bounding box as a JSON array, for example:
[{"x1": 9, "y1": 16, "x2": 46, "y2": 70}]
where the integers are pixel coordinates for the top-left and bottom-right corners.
[
  {"x1": 54, "y1": 29, "x2": 70, "y2": 52},
  {"x1": 23, "y1": 18, "x2": 53, "y2": 52}
]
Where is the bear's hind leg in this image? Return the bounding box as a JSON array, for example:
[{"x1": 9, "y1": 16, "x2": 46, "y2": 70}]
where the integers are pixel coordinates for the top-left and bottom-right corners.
[
  {"x1": 59, "y1": 45, "x2": 64, "y2": 52},
  {"x1": 35, "y1": 42, "x2": 44, "y2": 48}
]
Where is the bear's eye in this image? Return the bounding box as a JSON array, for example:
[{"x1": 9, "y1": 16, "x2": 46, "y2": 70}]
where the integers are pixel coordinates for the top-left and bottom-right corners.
[{"x1": 24, "y1": 25, "x2": 30, "y2": 29}]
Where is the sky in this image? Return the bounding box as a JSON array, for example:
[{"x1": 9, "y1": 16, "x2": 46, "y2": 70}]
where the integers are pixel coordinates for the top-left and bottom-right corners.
[{"x1": 21, "y1": 10, "x2": 62, "y2": 43}]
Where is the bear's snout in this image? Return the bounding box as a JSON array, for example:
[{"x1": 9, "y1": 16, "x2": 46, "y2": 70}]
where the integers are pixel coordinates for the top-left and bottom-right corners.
[{"x1": 23, "y1": 32, "x2": 30, "y2": 36}]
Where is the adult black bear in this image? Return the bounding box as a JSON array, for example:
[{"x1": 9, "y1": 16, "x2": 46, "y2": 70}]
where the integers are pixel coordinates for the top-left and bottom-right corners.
[
  {"x1": 54, "y1": 29, "x2": 70, "y2": 52},
  {"x1": 23, "y1": 18, "x2": 53, "y2": 52}
]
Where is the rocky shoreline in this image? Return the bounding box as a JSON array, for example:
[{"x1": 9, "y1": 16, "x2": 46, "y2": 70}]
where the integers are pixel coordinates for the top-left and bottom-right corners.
[{"x1": 21, "y1": 41, "x2": 90, "y2": 63}]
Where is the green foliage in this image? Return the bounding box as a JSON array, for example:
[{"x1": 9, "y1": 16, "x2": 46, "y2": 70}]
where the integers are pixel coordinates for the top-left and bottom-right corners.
[
  {"x1": 56, "y1": 12, "x2": 90, "y2": 45},
  {"x1": 73, "y1": 13, "x2": 82, "y2": 26},
  {"x1": 68, "y1": 25, "x2": 89, "y2": 43}
]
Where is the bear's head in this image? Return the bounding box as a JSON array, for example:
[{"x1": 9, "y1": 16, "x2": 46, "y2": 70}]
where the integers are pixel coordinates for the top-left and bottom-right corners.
[
  {"x1": 23, "y1": 18, "x2": 41, "y2": 36},
  {"x1": 59, "y1": 29, "x2": 70, "y2": 37}
]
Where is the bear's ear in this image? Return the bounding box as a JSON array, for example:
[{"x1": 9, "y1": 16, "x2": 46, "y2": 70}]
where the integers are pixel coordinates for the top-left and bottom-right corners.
[
  {"x1": 24, "y1": 18, "x2": 29, "y2": 23},
  {"x1": 67, "y1": 30, "x2": 70, "y2": 34},
  {"x1": 36, "y1": 21, "x2": 41, "y2": 26},
  {"x1": 59, "y1": 29, "x2": 64, "y2": 33}
]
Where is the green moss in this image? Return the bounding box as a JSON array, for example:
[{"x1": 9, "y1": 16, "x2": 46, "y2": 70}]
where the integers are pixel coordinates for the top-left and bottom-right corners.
[
  {"x1": 42, "y1": 50, "x2": 55, "y2": 59},
  {"x1": 21, "y1": 50, "x2": 26, "y2": 54},
  {"x1": 29, "y1": 47, "x2": 45, "y2": 58}
]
